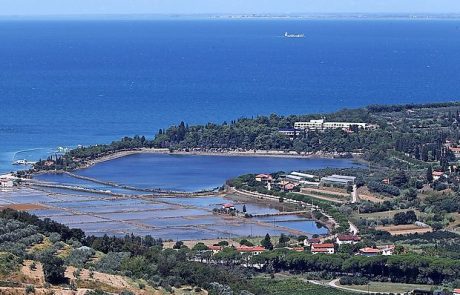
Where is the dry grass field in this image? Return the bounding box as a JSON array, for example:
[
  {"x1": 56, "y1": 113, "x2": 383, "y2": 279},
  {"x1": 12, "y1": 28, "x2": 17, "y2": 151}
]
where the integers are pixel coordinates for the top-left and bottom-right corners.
[{"x1": 376, "y1": 224, "x2": 432, "y2": 236}]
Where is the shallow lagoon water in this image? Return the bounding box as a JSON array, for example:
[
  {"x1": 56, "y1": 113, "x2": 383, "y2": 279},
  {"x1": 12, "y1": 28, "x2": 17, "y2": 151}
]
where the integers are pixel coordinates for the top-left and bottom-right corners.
[
  {"x1": 60, "y1": 153, "x2": 360, "y2": 191},
  {"x1": 35, "y1": 173, "x2": 145, "y2": 195}
]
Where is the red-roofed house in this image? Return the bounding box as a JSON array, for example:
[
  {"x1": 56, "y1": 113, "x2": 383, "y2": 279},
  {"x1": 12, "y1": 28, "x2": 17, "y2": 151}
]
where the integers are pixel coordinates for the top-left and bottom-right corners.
[
  {"x1": 311, "y1": 243, "x2": 335, "y2": 254},
  {"x1": 453, "y1": 289, "x2": 460, "y2": 295},
  {"x1": 44, "y1": 160, "x2": 54, "y2": 167},
  {"x1": 283, "y1": 183, "x2": 296, "y2": 191},
  {"x1": 222, "y1": 203, "x2": 235, "y2": 211},
  {"x1": 432, "y1": 171, "x2": 445, "y2": 181},
  {"x1": 207, "y1": 245, "x2": 223, "y2": 254},
  {"x1": 449, "y1": 146, "x2": 460, "y2": 159},
  {"x1": 255, "y1": 174, "x2": 273, "y2": 183},
  {"x1": 359, "y1": 247, "x2": 382, "y2": 257},
  {"x1": 336, "y1": 235, "x2": 361, "y2": 245},
  {"x1": 236, "y1": 246, "x2": 266, "y2": 255}
]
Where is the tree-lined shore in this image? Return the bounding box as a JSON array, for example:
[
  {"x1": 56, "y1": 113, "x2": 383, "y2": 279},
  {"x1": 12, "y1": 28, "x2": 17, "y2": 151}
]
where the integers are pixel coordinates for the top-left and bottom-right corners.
[{"x1": 26, "y1": 101, "x2": 460, "y2": 175}]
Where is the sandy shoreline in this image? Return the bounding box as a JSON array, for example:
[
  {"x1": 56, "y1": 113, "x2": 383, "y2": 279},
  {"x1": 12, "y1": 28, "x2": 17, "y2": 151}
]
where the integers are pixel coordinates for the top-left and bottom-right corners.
[{"x1": 85, "y1": 148, "x2": 358, "y2": 167}]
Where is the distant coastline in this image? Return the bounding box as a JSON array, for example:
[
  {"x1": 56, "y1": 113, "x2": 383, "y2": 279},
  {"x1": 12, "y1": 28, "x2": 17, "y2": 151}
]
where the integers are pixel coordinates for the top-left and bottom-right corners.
[{"x1": 2, "y1": 13, "x2": 460, "y2": 21}]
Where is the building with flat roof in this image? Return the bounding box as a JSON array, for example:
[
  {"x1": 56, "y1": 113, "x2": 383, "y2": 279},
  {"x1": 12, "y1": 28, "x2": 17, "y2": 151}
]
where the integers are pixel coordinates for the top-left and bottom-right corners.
[
  {"x1": 294, "y1": 119, "x2": 371, "y2": 131},
  {"x1": 290, "y1": 172, "x2": 317, "y2": 180},
  {"x1": 286, "y1": 175, "x2": 303, "y2": 182},
  {"x1": 278, "y1": 128, "x2": 298, "y2": 138}
]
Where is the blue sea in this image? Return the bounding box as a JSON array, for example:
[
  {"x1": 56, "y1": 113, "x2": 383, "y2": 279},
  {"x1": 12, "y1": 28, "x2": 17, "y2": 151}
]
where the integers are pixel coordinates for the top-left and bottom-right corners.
[{"x1": 1, "y1": 19, "x2": 460, "y2": 173}]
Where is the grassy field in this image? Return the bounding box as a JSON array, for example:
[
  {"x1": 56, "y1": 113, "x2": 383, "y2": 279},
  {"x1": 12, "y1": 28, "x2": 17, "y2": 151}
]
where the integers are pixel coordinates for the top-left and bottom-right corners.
[
  {"x1": 376, "y1": 224, "x2": 432, "y2": 236},
  {"x1": 251, "y1": 278, "x2": 354, "y2": 295},
  {"x1": 339, "y1": 281, "x2": 437, "y2": 293}
]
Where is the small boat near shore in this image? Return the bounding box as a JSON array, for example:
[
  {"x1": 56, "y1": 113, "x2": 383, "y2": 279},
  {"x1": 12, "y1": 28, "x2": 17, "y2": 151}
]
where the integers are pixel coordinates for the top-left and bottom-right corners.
[{"x1": 284, "y1": 32, "x2": 305, "y2": 38}]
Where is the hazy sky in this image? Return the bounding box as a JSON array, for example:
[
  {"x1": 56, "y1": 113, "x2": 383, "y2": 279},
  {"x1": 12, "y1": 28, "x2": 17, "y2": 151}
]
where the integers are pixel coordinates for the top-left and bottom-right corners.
[{"x1": 1, "y1": 0, "x2": 460, "y2": 16}]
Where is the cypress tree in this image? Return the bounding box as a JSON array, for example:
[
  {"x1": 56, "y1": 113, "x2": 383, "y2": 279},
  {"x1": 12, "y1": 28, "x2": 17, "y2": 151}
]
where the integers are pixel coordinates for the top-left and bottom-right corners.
[
  {"x1": 427, "y1": 166, "x2": 433, "y2": 183},
  {"x1": 261, "y1": 233, "x2": 273, "y2": 250}
]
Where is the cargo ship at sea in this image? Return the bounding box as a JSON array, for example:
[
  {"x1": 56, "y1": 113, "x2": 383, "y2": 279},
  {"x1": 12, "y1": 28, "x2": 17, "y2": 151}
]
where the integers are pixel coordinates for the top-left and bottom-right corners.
[{"x1": 284, "y1": 32, "x2": 305, "y2": 38}]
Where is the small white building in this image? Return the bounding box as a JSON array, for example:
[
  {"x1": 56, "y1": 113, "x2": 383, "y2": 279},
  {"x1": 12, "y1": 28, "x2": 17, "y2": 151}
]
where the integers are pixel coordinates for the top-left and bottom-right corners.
[
  {"x1": 0, "y1": 178, "x2": 14, "y2": 188},
  {"x1": 378, "y1": 245, "x2": 395, "y2": 256},
  {"x1": 432, "y1": 171, "x2": 445, "y2": 181}
]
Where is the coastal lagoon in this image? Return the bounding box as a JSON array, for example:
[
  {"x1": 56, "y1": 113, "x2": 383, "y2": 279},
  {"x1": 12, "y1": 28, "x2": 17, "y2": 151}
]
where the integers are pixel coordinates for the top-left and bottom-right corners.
[
  {"x1": 4, "y1": 153, "x2": 359, "y2": 239},
  {"x1": 37, "y1": 153, "x2": 361, "y2": 191}
]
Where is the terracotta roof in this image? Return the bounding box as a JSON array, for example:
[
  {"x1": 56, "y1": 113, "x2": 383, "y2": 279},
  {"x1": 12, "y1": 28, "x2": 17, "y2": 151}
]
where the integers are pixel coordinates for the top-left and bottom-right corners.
[
  {"x1": 359, "y1": 247, "x2": 382, "y2": 254},
  {"x1": 449, "y1": 147, "x2": 460, "y2": 152},
  {"x1": 312, "y1": 243, "x2": 334, "y2": 249},
  {"x1": 208, "y1": 245, "x2": 222, "y2": 251},
  {"x1": 432, "y1": 171, "x2": 444, "y2": 176},
  {"x1": 453, "y1": 289, "x2": 460, "y2": 293},
  {"x1": 284, "y1": 183, "x2": 296, "y2": 190},
  {"x1": 223, "y1": 203, "x2": 234, "y2": 208},
  {"x1": 256, "y1": 174, "x2": 272, "y2": 179},
  {"x1": 292, "y1": 247, "x2": 304, "y2": 252},
  {"x1": 236, "y1": 246, "x2": 266, "y2": 252}
]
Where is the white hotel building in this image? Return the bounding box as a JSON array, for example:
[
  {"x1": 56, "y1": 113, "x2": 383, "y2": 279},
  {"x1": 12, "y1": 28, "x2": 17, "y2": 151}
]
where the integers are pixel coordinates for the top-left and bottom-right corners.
[{"x1": 294, "y1": 119, "x2": 370, "y2": 131}]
